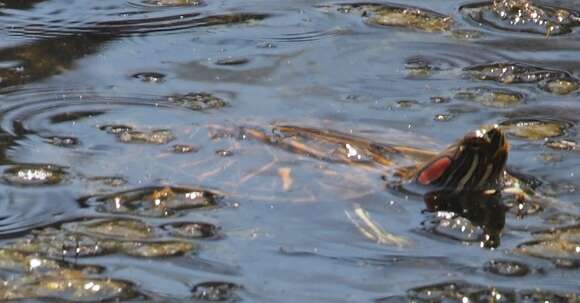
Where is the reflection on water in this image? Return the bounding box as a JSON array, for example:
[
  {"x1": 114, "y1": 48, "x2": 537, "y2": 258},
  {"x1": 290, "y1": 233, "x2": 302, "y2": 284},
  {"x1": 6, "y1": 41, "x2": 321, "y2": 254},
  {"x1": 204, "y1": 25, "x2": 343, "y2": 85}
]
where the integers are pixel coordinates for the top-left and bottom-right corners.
[
  {"x1": 0, "y1": 35, "x2": 107, "y2": 89},
  {"x1": 0, "y1": 0, "x2": 579, "y2": 301},
  {"x1": 423, "y1": 190, "x2": 506, "y2": 248}
]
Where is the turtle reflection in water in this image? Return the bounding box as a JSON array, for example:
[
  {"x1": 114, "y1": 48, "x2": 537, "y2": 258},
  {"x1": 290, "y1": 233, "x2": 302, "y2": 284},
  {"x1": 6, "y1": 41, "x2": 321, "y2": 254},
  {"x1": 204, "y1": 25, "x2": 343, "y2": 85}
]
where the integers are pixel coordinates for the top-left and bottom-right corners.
[{"x1": 232, "y1": 124, "x2": 547, "y2": 248}]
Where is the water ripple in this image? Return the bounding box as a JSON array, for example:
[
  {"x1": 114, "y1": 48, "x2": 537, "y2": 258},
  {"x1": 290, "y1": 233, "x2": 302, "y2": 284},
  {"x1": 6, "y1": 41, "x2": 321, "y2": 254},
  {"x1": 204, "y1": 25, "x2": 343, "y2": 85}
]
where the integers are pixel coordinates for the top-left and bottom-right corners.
[
  {"x1": 0, "y1": 189, "x2": 77, "y2": 236},
  {"x1": 1, "y1": 3, "x2": 269, "y2": 38}
]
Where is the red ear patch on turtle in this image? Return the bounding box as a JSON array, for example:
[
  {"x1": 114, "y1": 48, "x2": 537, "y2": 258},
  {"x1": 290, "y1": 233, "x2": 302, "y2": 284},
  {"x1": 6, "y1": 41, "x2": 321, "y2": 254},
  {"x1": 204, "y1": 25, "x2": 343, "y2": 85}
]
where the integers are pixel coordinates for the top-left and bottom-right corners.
[{"x1": 418, "y1": 157, "x2": 451, "y2": 185}]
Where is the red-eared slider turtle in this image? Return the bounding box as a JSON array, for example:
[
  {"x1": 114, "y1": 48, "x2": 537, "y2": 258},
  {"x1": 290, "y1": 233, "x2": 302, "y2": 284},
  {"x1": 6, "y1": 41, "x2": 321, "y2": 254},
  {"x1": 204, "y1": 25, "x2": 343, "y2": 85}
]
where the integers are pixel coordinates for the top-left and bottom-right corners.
[
  {"x1": 241, "y1": 124, "x2": 508, "y2": 195},
  {"x1": 224, "y1": 123, "x2": 561, "y2": 248}
]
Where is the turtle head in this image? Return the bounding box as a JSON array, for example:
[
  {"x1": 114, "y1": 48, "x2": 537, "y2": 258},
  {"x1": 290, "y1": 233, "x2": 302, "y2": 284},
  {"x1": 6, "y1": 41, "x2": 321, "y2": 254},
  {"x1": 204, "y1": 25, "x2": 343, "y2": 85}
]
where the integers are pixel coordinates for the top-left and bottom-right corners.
[{"x1": 414, "y1": 126, "x2": 508, "y2": 193}]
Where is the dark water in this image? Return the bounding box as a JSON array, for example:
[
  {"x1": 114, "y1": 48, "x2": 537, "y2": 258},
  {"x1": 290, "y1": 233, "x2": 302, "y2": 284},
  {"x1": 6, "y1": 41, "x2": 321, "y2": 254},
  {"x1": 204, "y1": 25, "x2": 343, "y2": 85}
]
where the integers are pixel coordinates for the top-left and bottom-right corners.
[{"x1": 0, "y1": 0, "x2": 579, "y2": 301}]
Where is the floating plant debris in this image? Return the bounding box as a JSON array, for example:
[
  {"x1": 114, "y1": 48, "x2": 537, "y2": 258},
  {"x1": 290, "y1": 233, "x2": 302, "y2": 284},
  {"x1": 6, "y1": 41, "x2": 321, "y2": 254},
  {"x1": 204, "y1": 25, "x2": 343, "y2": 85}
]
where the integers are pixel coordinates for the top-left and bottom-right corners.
[
  {"x1": 100, "y1": 124, "x2": 175, "y2": 144},
  {"x1": 80, "y1": 186, "x2": 219, "y2": 217},
  {"x1": 99, "y1": 124, "x2": 134, "y2": 135},
  {"x1": 434, "y1": 113, "x2": 454, "y2": 122},
  {"x1": 1, "y1": 164, "x2": 68, "y2": 186},
  {"x1": 0, "y1": 248, "x2": 104, "y2": 274},
  {"x1": 215, "y1": 149, "x2": 234, "y2": 157},
  {"x1": 517, "y1": 289, "x2": 580, "y2": 303},
  {"x1": 86, "y1": 176, "x2": 128, "y2": 188},
  {"x1": 541, "y1": 78, "x2": 579, "y2": 95},
  {"x1": 465, "y1": 62, "x2": 567, "y2": 83},
  {"x1": 5, "y1": 218, "x2": 199, "y2": 258},
  {"x1": 44, "y1": 136, "x2": 79, "y2": 147},
  {"x1": 379, "y1": 281, "x2": 580, "y2": 303},
  {"x1": 483, "y1": 259, "x2": 530, "y2": 277},
  {"x1": 118, "y1": 240, "x2": 195, "y2": 258},
  {"x1": 516, "y1": 225, "x2": 580, "y2": 269},
  {"x1": 516, "y1": 240, "x2": 580, "y2": 269},
  {"x1": 132, "y1": 72, "x2": 166, "y2": 83},
  {"x1": 0, "y1": 249, "x2": 66, "y2": 273},
  {"x1": 460, "y1": 0, "x2": 580, "y2": 36},
  {"x1": 325, "y1": 3, "x2": 452, "y2": 32},
  {"x1": 6, "y1": 230, "x2": 110, "y2": 258},
  {"x1": 406, "y1": 281, "x2": 517, "y2": 302},
  {"x1": 215, "y1": 57, "x2": 250, "y2": 66},
  {"x1": 403, "y1": 55, "x2": 457, "y2": 79},
  {"x1": 167, "y1": 92, "x2": 228, "y2": 111},
  {"x1": 499, "y1": 118, "x2": 571, "y2": 140},
  {"x1": 395, "y1": 100, "x2": 419, "y2": 108},
  {"x1": 430, "y1": 96, "x2": 450, "y2": 104},
  {"x1": 465, "y1": 62, "x2": 580, "y2": 94},
  {"x1": 0, "y1": 272, "x2": 138, "y2": 302},
  {"x1": 118, "y1": 129, "x2": 176, "y2": 145},
  {"x1": 405, "y1": 57, "x2": 437, "y2": 78},
  {"x1": 62, "y1": 218, "x2": 155, "y2": 240},
  {"x1": 191, "y1": 281, "x2": 241, "y2": 302},
  {"x1": 366, "y1": 9, "x2": 451, "y2": 32},
  {"x1": 137, "y1": 0, "x2": 204, "y2": 7},
  {"x1": 454, "y1": 87, "x2": 524, "y2": 108},
  {"x1": 545, "y1": 139, "x2": 577, "y2": 151},
  {"x1": 535, "y1": 225, "x2": 580, "y2": 243},
  {"x1": 450, "y1": 29, "x2": 484, "y2": 40},
  {"x1": 161, "y1": 222, "x2": 219, "y2": 239},
  {"x1": 172, "y1": 144, "x2": 199, "y2": 153}
]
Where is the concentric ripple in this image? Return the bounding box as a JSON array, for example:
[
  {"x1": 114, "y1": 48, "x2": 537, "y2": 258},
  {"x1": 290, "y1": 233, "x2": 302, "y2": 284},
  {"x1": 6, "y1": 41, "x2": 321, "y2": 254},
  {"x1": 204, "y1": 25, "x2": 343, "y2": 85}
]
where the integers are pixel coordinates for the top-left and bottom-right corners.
[
  {"x1": 0, "y1": 89, "x2": 232, "y2": 237},
  {"x1": 1, "y1": 1, "x2": 269, "y2": 38},
  {"x1": 0, "y1": 90, "x2": 175, "y2": 138},
  {"x1": 0, "y1": 89, "x2": 232, "y2": 178}
]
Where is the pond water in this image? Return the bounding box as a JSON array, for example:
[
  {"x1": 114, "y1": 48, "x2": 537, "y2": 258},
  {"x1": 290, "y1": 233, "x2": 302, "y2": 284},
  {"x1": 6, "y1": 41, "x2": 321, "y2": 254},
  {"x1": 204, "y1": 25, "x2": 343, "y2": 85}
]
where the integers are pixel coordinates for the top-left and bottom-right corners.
[{"x1": 0, "y1": 0, "x2": 579, "y2": 302}]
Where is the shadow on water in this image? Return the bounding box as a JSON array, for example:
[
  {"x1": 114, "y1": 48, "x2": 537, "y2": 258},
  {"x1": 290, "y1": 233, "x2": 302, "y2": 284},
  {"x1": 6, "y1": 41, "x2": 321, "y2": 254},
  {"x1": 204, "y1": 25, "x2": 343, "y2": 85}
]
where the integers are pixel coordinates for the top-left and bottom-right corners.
[
  {"x1": 0, "y1": 0, "x2": 46, "y2": 10},
  {"x1": 423, "y1": 190, "x2": 506, "y2": 248},
  {"x1": 0, "y1": 35, "x2": 108, "y2": 89}
]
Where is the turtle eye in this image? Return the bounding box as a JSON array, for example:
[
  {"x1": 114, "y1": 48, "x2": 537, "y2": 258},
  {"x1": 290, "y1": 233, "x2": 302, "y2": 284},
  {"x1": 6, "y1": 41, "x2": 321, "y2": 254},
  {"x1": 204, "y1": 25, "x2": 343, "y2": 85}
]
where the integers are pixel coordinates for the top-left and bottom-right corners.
[{"x1": 418, "y1": 156, "x2": 452, "y2": 185}]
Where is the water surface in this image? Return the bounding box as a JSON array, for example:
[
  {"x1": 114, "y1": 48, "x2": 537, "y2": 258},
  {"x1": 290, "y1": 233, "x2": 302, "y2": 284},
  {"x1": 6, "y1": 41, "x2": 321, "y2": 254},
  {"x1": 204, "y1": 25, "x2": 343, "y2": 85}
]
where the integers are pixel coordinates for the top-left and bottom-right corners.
[{"x1": 0, "y1": 0, "x2": 579, "y2": 301}]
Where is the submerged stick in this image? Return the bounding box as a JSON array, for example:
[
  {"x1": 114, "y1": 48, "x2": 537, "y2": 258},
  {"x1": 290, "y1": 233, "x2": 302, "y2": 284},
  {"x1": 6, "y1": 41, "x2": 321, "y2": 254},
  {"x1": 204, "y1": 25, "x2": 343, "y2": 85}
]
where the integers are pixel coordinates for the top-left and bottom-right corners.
[{"x1": 345, "y1": 203, "x2": 412, "y2": 248}]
